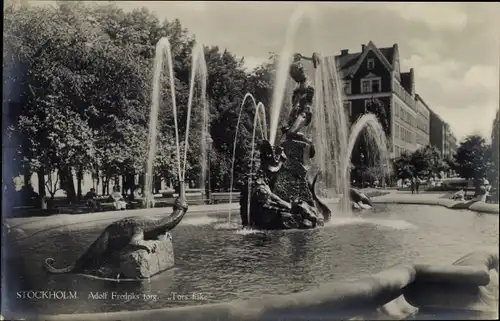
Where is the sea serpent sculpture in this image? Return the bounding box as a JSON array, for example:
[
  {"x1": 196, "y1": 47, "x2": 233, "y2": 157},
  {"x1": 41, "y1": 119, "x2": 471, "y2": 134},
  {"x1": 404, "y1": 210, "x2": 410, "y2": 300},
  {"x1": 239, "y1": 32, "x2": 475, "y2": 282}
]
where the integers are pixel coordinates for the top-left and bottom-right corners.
[{"x1": 44, "y1": 189, "x2": 189, "y2": 280}]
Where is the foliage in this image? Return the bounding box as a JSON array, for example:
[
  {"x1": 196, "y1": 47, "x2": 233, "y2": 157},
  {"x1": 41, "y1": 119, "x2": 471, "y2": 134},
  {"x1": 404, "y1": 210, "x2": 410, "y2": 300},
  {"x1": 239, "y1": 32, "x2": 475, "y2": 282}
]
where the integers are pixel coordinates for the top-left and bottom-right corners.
[
  {"x1": 452, "y1": 134, "x2": 492, "y2": 182},
  {"x1": 4, "y1": 1, "x2": 275, "y2": 204},
  {"x1": 488, "y1": 110, "x2": 499, "y2": 188},
  {"x1": 392, "y1": 152, "x2": 414, "y2": 180},
  {"x1": 392, "y1": 145, "x2": 448, "y2": 180}
]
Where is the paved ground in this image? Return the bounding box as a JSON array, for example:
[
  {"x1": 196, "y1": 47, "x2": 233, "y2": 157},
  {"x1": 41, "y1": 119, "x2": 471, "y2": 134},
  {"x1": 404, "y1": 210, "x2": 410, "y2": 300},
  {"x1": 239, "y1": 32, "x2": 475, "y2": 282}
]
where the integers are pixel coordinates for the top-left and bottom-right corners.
[
  {"x1": 1, "y1": 190, "x2": 427, "y2": 236},
  {"x1": 3, "y1": 202, "x2": 239, "y2": 236},
  {"x1": 9, "y1": 190, "x2": 497, "y2": 242}
]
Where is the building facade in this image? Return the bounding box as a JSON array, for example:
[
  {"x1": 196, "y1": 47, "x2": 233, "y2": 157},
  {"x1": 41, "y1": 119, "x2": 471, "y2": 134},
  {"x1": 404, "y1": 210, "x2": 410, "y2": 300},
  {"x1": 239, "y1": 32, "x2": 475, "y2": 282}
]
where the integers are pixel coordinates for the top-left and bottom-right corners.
[
  {"x1": 336, "y1": 41, "x2": 422, "y2": 159},
  {"x1": 414, "y1": 94, "x2": 430, "y2": 149},
  {"x1": 443, "y1": 123, "x2": 458, "y2": 158},
  {"x1": 429, "y1": 110, "x2": 457, "y2": 159}
]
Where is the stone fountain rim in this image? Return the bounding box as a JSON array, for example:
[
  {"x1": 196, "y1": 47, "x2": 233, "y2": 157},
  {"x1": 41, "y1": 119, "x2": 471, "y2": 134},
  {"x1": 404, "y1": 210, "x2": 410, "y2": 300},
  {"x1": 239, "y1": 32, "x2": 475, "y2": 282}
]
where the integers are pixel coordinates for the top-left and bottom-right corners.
[
  {"x1": 4, "y1": 249, "x2": 498, "y2": 321},
  {"x1": 4, "y1": 195, "x2": 498, "y2": 237}
]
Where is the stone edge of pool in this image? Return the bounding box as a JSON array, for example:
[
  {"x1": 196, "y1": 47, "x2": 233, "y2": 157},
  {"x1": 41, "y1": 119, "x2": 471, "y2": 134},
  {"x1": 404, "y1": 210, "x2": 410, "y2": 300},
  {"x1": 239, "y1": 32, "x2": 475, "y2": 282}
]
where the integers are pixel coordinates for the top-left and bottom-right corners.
[
  {"x1": 3, "y1": 192, "x2": 498, "y2": 235},
  {"x1": 371, "y1": 194, "x2": 499, "y2": 214},
  {"x1": 3, "y1": 249, "x2": 498, "y2": 321}
]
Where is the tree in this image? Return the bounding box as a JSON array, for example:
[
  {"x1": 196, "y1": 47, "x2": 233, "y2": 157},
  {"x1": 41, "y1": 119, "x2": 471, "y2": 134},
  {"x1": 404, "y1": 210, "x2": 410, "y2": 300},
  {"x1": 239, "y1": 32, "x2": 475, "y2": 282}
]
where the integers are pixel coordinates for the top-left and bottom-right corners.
[
  {"x1": 4, "y1": 3, "x2": 100, "y2": 200},
  {"x1": 488, "y1": 109, "x2": 499, "y2": 194},
  {"x1": 4, "y1": 0, "x2": 287, "y2": 206},
  {"x1": 392, "y1": 145, "x2": 448, "y2": 181},
  {"x1": 452, "y1": 134, "x2": 492, "y2": 186},
  {"x1": 410, "y1": 145, "x2": 447, "y2": 179},
  {"x1": 393, "y1": 152, "x2": 414, "y2": 180}
]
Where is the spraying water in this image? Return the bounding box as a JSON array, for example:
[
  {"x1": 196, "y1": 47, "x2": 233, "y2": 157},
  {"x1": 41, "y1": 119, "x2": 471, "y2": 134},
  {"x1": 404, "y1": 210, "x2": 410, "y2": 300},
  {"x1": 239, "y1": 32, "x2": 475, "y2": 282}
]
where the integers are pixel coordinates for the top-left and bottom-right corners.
[
  {"x1": 228, "y1": 93, "x2": 268, "y2": 222},
  {"x1": 145, "y1": 38, "x2": 177, "y2": 203},
  {"x1": 311, "y1": 55, "x2": 351, "y2": 212},
  {"x1": 145, "y1": 38, "x2": 207, "y2": 205},
  {"x1": 268, "y1": 4, "x2": 317, "y2": 145},
  {"x1": 183, "y1": 42, "x2": 208, "y2": 181},
  {"x1": 344, "y1": 113, "x2": 392, "y2": 185},
  {"x1": 247, "y1": 102, "x2": 267, "y2": 225}
]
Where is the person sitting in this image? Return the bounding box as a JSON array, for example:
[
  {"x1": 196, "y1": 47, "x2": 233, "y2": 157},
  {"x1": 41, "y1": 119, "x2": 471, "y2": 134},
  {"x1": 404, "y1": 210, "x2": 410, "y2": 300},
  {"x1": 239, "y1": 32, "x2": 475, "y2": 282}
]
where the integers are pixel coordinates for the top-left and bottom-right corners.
[
  {"x1": 84, "y1": 188, "x2": 100, "y2": 212},
  {"x1": 475, "y1": 178, "x2": 491, "y2": 202},
  {"x1": 109, "y1": 186, "x2": 127, "y2": 210}
]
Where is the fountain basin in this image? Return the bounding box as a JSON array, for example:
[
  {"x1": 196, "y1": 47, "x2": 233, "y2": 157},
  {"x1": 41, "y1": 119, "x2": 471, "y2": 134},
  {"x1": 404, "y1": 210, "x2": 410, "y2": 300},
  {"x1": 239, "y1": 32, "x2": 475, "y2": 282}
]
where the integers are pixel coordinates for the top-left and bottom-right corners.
[
  {"x1": 371, "y1": 193, "x2": 499, "y2": 214},
  {"x1": 2, "y1": 198, "x2": 498, "y2": 320},
  {"x1": 3, "y1": 250, "x2": 498, "y2": 320}
]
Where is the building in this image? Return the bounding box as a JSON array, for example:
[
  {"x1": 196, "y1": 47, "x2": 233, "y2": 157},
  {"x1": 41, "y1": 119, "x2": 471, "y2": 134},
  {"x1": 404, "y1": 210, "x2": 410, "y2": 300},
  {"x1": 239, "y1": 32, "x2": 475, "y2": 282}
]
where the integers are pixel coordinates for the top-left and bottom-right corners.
[
  {"x1": 444, "y1": 123, "x2": 458, "y2": 158},
  {"x1": 429, "y1": 110, "x2": 458, "y2": 159},
  {"x1": 414, "y1": 94, "x2": 430, "y2": 149},
  {"x1": 335, "y1": 41, "x2": 422, "y2": 159}
]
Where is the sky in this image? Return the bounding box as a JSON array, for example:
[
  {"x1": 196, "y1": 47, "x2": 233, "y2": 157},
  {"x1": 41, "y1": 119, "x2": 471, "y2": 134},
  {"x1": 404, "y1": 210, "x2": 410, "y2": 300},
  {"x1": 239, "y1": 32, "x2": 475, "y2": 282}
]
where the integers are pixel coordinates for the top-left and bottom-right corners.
[{"x1": 29, "y1": 1, "x2": 500, "y2": 142}]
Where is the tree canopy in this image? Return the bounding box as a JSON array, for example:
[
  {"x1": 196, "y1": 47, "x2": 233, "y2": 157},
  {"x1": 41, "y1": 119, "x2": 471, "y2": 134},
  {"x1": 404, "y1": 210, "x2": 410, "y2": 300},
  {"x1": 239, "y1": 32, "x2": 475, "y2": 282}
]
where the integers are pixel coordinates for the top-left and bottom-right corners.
[
  {"x1": 3, "y1": 1, "x2": 273, "y2": 202},
  {"x1": 452, "y1": 134, "x2": 492, "y2": 182},
  {"x1": 392, "y1": 145, "x2": 448, "y2": 180}
]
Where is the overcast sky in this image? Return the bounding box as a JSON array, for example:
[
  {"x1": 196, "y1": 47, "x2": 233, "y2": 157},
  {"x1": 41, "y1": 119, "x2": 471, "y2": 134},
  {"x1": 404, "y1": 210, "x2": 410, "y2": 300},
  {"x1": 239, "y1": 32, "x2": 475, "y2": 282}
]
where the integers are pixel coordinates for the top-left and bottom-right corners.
[{"x1": 31, "y1": 1, "x2": 500, "y2": 141}]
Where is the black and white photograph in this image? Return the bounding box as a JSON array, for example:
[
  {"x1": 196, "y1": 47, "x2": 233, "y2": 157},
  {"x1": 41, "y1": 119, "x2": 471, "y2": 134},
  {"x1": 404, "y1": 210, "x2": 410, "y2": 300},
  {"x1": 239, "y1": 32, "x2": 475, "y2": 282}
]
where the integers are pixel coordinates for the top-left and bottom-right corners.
[{"x1": 2, "y1": 1, "x2": 499, "y2": 320}]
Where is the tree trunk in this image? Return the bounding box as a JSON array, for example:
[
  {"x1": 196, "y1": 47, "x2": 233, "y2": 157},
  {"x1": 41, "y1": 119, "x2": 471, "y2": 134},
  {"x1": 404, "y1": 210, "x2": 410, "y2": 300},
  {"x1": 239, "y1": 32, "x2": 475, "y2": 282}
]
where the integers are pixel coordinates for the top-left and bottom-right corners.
[
  {"x1": 154, "y1": 175, "x2": 161, "y2": 194},
  {"x1": 139, "y1": 174, "x2": 145, "y2": 195},
  {"x1": 94, "y1": 165, "x2": 100, "y2": 193},
  {"x1": 59, "y1": 166, "x2": 76, "y2": 202},
  {"x1": 127, "y1": 173, "x2": 135, "y2": 197},
  {"x1": 76, "y1": 168, "x2": 83, "y2": 200},
  {"x1": 122, "y1": 175, "x2": 126, "y2": 194},
  {"x1": 37, "y1": 168, "x2": 46, "y2": 199},
  {"x1": 101, "y1": 177, "x2": 106, "y2": 196},
  {"x1": 23, "y1": 165, "x2": 31, "y2": 188}
]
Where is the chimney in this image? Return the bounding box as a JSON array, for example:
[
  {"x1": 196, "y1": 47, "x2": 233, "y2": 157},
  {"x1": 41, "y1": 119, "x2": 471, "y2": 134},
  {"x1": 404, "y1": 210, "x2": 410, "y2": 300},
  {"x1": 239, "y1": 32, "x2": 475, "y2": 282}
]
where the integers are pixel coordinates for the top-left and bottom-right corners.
[
  {"x1": 409, "y1": 68, "x2": 415, "y2": 96},
  {"x1": 340, "y1": 49, "x2": 349, "y2": 56},
  {"x1": 361, "y1": 44, "x2": 366, "y2": 52}
]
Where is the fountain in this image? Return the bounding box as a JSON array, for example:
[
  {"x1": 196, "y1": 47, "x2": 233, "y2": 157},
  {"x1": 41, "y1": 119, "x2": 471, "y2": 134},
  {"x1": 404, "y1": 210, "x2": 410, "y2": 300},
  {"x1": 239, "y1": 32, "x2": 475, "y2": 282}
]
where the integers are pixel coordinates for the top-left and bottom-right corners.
[
  {"x1": 233, "y1": 2, "x2": 394, "y2": 228},
  {"x1": 239, "y1": 52, "x2": 334, "y2": 230},
  {"x1": 41, "y1": 37, "x2": 208, "y2": 280},
  {"x1": 2, "y1": 5, "x2": 499, "y2": 321},
  {"x1": 345, "y1": 113, "x2": 392, "y2": 209},
  {"x1": 237, "y1": 51, "x2": 392, "y2": 228},
  {"x1": 227, "y1": 93, "x2": 267, "y2": 224}
]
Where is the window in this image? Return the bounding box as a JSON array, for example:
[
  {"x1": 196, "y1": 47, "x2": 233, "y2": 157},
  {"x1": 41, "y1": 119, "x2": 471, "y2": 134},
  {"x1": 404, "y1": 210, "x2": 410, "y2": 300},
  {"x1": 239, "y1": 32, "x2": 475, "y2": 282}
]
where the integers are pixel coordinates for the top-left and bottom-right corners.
[
  {"x1": 361, "y1": 80, "x2": 371, "y2": 94},
  {"x1": 361, "y1": 77, "x2": 382, "y2": 94},
  {"x1": 371, "y1": 79, "x2": 381, "y2": 93},
  {"x1": 395, "y1": 124, "x2": 399, "y2": 139},
  {"x1": 343, "y1": 81, "x2": 352, "y2": 95},
  {"x1": 395, "y1": 103, "x2": 399, "y2": 118},
  {"x1": 367, "y1": 58, "x2": 375, "y2": 70},
  {"x1": 343, "y1": 101, "x2": 352, "y2": 117}
]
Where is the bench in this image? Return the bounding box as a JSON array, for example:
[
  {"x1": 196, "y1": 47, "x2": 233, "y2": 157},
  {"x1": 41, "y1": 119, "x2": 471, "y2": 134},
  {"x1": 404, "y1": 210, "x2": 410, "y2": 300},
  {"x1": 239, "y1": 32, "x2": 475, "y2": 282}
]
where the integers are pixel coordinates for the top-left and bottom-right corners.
[{"x1": 211, "y1": 193, "x2": 240, "y2": 204}]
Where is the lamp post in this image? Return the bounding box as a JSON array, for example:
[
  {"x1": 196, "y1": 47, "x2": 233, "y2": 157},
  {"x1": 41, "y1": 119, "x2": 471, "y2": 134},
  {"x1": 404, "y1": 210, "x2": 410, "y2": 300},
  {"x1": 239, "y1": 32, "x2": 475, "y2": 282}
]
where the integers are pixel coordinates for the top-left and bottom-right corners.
[{"x1": 206, "y1": 136, "x2": 213, "y2": 204}]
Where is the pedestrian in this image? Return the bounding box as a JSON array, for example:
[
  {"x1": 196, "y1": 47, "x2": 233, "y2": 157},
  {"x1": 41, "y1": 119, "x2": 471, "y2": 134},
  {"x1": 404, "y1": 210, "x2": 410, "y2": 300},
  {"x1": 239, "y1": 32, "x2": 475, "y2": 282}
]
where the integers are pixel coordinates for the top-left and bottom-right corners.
[
  {"x1": 410, "y1": 176, "x2": 415, "y2": 194},
  {"x1": 415, "y1": 176, "x2": 421, "y2": 194},
  {"x1": 84, "y1": 188, "x2": 99, "y2": 212}
]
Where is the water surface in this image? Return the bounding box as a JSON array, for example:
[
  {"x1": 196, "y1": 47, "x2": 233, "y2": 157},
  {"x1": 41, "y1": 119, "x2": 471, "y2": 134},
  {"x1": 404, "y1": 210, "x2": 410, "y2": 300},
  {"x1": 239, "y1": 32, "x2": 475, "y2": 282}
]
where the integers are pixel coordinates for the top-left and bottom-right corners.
[{"x1": 4, "y1": 204, "x2": 498, "y2": 314}]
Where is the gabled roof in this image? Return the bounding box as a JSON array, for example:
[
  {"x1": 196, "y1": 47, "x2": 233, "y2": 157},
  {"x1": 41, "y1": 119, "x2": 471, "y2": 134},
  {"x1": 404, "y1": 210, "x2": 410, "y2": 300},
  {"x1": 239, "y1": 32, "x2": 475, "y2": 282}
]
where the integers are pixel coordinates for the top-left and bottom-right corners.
[
  {"x1": 379, "y1": 46, "x2": 395, "y2": 66},
  {"x1": 344, "y1": 41, "x2": 394, "y2": 77},
  {"x1": 336, "y1": 52, "x2": 362, "y2": 77},
  {"x1": 400, "y1": 72, "x2": 412, "y2": 93}
]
